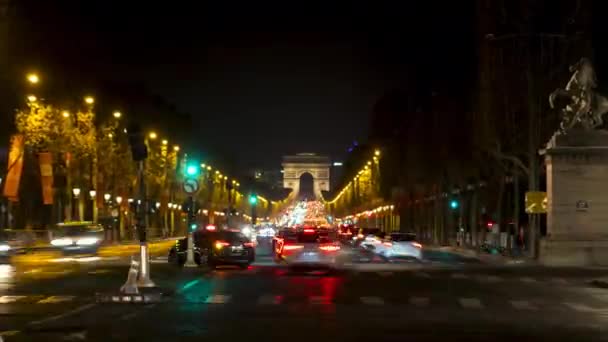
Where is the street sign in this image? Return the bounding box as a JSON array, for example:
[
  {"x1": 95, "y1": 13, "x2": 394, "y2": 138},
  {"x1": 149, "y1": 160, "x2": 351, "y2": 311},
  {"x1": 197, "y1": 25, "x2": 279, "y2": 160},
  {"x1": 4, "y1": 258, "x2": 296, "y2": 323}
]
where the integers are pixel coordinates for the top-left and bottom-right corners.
[
  {"x1": 525, "y1": 191, "x2": 547, "y2": 214},
  {"x1": 183, "y1": 178, "x2": 199, "y2": 194}
]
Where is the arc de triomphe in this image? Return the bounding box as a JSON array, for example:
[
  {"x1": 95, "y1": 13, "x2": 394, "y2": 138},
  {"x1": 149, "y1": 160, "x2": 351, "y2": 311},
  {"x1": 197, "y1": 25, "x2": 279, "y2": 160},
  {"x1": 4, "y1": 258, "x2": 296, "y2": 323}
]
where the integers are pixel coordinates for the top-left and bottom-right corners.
[{"x1": 282, "y1": 153, "x2": 330, "y2": 199}]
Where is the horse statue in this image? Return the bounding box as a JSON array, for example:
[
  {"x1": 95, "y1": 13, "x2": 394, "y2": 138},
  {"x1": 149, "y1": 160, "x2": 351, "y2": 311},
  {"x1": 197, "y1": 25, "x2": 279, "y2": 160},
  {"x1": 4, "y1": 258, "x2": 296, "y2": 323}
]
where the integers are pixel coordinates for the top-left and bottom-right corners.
[{"x1": 549, "y1": 57, "x2": 608, "y2": 132}]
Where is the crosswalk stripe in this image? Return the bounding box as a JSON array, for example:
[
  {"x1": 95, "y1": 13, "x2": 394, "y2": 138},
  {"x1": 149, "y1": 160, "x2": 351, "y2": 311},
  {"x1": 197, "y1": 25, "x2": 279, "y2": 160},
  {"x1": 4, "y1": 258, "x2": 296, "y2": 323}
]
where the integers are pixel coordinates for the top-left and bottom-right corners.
[
  {"x1": 520, "y1": 277, "x2": 537, "y2": 283},
  {"x1": 204, "y1": 295, "x2": 230, "y2": 304},
  {"x1": 0, "y1": 295, "x2": 26, "y2": 304},
  {"x1": 309, "y1": 296, "x2": 332, "y2": 305},
  {"x1": 258, "y1": 295, "x2": 282, "y2": 305},
  {"x1": 37, "y1": 296, "x2": 76, "y2": 304},
  {"x1": 459, "y1": 298, "x2": 483, "y2": 309},
  {"x1": 360, "y1": 296, "x2": 384, "y2": 305},
  {"x1": 478, "y1": 275, "x2": 502, "y2": 283},
  {"x1": 413, "y1": 272, "x2": 431, "y2": 278},
  {"x1": 409, "y1": 296, "x2": 429, "y2": 307},
  {"x1": 510, "y1": 300, "x2": 537, "y2": 310}
]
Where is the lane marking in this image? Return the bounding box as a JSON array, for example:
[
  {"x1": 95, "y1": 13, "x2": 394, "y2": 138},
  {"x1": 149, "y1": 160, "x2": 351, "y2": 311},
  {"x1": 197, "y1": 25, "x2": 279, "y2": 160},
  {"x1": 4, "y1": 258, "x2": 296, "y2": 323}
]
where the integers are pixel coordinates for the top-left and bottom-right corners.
[
  {"x1": 562, "y1": 302, "x2": 608, "y2": 313},
  {"x1": 257, "y1": 294, "x2": 282, "y2": 305},
  {"x1": 0, "y1": 330, "x2": 19, "y2": 337},
  {"x1": 409, "y1": 296, "x2": 429, "y2": 307},
  {"x1": 204, "y1": 295, "x2": 230, "y2": 304},
  {"x1": 30, "y1": 303, "x2": 97, "y2": 325},
  {"x1": 88, "y1": 269, "x2": 111, "y2": 274},
  {"x1": 37, "y1": 295, "x2": 76, "y2": 304},
  {"x1": 0, "y1": 295, "x2": 26, "y2": 304},
  {"x1": 510, "y1": 300, "x2": 538, "y2": 310},
  {"x1": 459, "y1": 298, "x2": 483, "y2": 309},
  {"x1": 550, "y1": 277, "x2": 568, "y2": 285},
  {"x1": 177, "y1": 279, "x2": 200, "y2": 294},
  {"x1": 360, "y1": 296, "x2": 384, "y2": 305}
]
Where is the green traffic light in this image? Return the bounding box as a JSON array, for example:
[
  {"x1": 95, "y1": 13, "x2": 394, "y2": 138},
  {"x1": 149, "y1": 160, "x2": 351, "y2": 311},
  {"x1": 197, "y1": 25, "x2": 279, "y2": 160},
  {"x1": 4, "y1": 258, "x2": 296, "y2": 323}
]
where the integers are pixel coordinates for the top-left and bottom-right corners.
[
  {"x1": 450, "y1": 200, "x2": 459, "y2": 209},
  {"x1": 249, "y1": 195, "x2": 257, "y2": 205},
  {"x1": 190, "y1": 223, "x2": 197, "y2": 231},
  {"x1": 186, "y1": 164, "x2": 199, "y2": 176}
]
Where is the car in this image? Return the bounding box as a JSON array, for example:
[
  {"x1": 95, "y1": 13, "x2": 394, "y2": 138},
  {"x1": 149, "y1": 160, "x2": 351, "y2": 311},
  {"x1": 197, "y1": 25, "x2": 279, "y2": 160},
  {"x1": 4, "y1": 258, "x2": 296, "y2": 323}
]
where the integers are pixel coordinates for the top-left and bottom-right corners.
[
  {"x1": 0, "y1": 239, "x2": 11, "y2": 260},
  {"x1": 273, "y1": 227, "x2": 344, "y2": 269},
  {"x1": 169, "y1": 228, "x2": 255, "y2": 269},
  {"x1": 49, "y1": 222, "x2": 105, "y2": 255},
  {"x1": 358, "y1": 232, "x2": 422, "y2": 261}
]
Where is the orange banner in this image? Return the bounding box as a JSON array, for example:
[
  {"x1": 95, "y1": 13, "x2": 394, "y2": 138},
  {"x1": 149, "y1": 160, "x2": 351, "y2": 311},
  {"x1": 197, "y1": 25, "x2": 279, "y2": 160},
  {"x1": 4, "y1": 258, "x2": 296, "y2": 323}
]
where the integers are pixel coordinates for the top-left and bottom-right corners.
[
  {"x1": 39, "y1": 152, "x2": 54, "y2": 205},
  {"x1": 3, "y1": 135, "x2": 24, "y2": 201}
]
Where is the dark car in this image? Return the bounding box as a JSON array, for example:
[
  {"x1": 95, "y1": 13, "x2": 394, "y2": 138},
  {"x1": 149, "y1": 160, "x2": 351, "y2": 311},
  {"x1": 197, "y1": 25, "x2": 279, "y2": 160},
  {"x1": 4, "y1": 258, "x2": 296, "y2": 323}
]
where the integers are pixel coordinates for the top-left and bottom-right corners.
[{"x1": 169, "y1": 229, "x2": 255, "y2": 269}]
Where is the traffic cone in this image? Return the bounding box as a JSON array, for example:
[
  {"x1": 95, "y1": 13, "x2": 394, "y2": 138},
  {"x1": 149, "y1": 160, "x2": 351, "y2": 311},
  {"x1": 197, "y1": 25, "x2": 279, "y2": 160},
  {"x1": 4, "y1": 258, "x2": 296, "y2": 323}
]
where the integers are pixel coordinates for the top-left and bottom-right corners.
[{"x1": 120, "y1": 257, "x2": 140, "y2": 294}]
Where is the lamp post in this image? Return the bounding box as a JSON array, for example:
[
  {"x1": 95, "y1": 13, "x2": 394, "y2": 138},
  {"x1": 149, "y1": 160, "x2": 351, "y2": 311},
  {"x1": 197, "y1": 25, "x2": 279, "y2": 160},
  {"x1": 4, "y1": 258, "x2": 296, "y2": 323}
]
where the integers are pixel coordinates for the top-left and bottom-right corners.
[
  {"x1": 72, "y1": 188, "x2": 81, "y2": 221},
  {"x1": 89, "y1": 190, "x2": 97, "y2": 222},
  {"x1": 116, "y1": 196, "x2": 123, "y2": 241}
]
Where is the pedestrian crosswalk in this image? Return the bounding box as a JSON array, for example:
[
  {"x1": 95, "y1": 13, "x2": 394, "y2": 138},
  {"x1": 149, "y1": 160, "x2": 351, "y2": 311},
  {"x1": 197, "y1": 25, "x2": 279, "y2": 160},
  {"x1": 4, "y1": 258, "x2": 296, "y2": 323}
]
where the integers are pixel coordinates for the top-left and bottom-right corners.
[{"x1": 1, "y1": 293, "x2": 607, "y2": 314}]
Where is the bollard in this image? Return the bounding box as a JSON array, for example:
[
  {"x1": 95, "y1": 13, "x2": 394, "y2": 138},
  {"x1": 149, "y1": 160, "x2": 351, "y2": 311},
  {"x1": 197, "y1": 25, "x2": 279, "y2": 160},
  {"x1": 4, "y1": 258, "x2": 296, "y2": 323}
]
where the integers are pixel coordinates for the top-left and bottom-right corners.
[{"x1": 120, "y1": 257, "x2": 140, "y2": 294}]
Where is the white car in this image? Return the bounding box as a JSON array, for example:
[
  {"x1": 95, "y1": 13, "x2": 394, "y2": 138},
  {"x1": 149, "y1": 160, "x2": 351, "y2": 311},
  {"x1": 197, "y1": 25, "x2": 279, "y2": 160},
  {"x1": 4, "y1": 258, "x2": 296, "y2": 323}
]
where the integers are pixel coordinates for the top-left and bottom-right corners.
[
  {"x1": 359, "y1": 233, "x2": 422, "y2": 260},
  {"x1": 273, "y1": 228, "x2": 343, "y2": 269}
]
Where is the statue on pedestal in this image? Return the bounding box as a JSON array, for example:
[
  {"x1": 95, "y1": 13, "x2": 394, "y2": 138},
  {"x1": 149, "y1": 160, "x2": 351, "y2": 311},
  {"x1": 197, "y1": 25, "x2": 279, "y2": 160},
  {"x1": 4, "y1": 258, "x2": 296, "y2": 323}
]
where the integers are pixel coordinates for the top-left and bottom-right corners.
[{"x1": 549, "y1": 58, "x2": 608, "y2": 132}]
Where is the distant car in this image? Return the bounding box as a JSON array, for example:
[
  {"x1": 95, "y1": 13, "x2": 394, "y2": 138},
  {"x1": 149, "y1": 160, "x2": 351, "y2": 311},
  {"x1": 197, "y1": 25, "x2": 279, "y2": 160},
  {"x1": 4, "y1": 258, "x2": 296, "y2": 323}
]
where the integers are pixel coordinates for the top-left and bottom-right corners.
[
  {"x1": 169, "y1": 228, "x2": 255, "y2": 269},
  {"x1": 0, "y1": 239, "x2": 11, "y2": 259},
  {"x1": 273, "y1": 227, "x2": 343, "y2": 269},
  {"x1": 359, "y1": 233, "x2": 422, "y2": 261},
  {"x1": 49, "y1": 222, "x2": 104, "y2": 255}
]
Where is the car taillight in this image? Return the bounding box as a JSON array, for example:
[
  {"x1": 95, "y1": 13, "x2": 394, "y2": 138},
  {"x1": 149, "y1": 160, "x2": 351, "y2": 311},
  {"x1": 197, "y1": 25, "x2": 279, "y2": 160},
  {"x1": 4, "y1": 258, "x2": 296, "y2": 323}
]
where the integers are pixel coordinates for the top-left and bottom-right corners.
[
  {"x1": 283, "y1": 244, "x2": 304, "y2": 251},
  {"x1": 244, "y1": 242, "x2": 255, "y2": 247},
  {"x1": 303, "y1": 228, "x2": 316, "y2": 233},
  {"x1": 319, "y1": 245, "x2": 340, "y2": 252},
  {"x1": 412, "y1": 242, "x2": 422, "y2": 249},
  {"x1": 215, "y1": 241, "x2": 230, "y2": 249}
]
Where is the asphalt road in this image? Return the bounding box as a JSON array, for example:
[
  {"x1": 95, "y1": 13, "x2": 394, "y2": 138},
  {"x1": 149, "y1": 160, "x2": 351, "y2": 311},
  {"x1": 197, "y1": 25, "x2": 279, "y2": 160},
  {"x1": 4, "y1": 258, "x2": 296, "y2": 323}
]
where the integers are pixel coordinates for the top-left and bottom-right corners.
[{"x1": 1, "y1": 249, "x2": 608, "y2": 341}]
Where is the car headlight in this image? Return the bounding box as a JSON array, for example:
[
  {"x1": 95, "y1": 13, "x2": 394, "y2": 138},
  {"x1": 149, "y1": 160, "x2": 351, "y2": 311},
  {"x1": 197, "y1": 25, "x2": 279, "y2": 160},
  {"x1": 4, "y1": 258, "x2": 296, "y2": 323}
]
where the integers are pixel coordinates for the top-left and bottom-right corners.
[
  {"x1": 51, "y1": 238, "x2": 73, "y2": 246},
  {"x1": 0, "y1": 244, "x2": 10, "y2": 252},
  {"x1": 76, "y1": 238, "x2": 100, "y2": 246}
]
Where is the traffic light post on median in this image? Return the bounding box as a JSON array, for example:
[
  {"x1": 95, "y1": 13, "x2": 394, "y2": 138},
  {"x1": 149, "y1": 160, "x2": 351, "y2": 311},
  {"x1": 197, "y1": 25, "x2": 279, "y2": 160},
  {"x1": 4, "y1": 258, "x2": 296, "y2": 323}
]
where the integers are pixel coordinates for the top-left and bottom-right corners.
[{"x1": 183, "y1": 163, "x2": 200, "y2": 268}]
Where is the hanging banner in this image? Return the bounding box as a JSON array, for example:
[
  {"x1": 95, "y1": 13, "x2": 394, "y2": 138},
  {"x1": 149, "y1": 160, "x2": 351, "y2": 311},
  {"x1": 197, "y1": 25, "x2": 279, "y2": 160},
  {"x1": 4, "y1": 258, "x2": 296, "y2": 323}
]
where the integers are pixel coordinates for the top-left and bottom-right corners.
[
  {"x1": 3, "y1": 135, "x2": 24, "y2": 201},
  {"x1": 39, "y1": 152, "x2": 54, "y2": 205}
]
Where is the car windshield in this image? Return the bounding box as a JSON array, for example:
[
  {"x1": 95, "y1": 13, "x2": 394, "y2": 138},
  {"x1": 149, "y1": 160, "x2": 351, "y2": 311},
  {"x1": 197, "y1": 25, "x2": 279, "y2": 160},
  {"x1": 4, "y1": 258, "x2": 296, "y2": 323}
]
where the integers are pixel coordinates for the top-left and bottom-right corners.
[{"x1": 53, "y1": 224, "x2": 103, "y2": 237}]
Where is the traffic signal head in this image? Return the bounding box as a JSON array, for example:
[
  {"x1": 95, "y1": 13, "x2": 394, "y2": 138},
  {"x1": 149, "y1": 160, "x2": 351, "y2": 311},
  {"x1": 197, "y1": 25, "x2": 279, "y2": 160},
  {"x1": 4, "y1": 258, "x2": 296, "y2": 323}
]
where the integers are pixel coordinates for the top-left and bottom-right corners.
[
  {"x1": 449, "y1": 200, "x2": 459, "y2": 210},
  {"x1": 249, "y1": 195, "x2": 258, "y2": 205},
  {"x1": 126, "y1": 123, "x2": 148, "y2": 161},
  {"x1": 185, "y1": 163, "x2": 199, "y2": 176},
  {"x1": 190, "y1": 223, "x2": 197, "y2": 231}
]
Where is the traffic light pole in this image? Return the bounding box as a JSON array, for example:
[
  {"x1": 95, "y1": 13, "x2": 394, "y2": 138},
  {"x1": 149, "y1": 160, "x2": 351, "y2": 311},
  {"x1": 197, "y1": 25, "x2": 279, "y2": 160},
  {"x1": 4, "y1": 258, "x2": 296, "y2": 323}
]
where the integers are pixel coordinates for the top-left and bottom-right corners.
[
  {"x1": 136, "y1": 160, "x2": 155, "y2": 287},
  {"x1": 184, "y1": 195, "x2": 197, "y2": 267}
]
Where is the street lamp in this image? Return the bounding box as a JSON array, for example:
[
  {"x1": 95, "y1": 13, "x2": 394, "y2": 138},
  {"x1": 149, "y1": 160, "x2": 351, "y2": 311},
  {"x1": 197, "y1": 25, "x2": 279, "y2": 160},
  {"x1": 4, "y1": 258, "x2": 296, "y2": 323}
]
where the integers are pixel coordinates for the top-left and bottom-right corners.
[
  {"x1": 115, "y1": 196, "x2": 123, "y2": 204},
  {"x1": 84, "y1": 96, "x2": 95, "y2": 105},
  {"x1": 161, "y1": 139, "x2": 168, "y2": 145},
  {"x1": 62, "y1": 110, "x2": 70, "y2": 118},
  {"x1": 89, "y1": 190, "x2": 96, "y2": 198},
  {"x1": 128, "y1": 198, "x2": 134, "y2": 203},
  {"x1": 104, "y1": 193, "x2": 111, "y2": 202},
  {"x1": 72, "y1": 188, "x2": 81, "y2": 197},
  {"x1": 113, "y1": 111, "x2": 122, "y2": 119},
  {"x1": 173, "y1": 145, "x2": 180, "y2": 152},
  {"x1": 374, "y1": 149, "x2": 381, "y2": 156},
  {"x1": 26, "y1": 73, "x2": 39, "y2": 84},
  {"x1": 27, "y1": 95, "x2": 37, "y2": 103},
  {"x1": 148, "y1": 132, "x2": 157, "y2": 140},
  {"x1": 155, "y1": 202, "x2": 161, "y2": 209}
]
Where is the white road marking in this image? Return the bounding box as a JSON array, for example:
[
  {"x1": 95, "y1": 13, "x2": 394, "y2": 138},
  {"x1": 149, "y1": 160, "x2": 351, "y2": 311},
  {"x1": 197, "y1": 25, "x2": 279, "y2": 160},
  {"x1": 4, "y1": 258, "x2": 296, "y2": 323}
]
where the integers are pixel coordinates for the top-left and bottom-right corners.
[
  {"x1": 360, "y1": 296, "x2": 384, "y2": 305},
  {"x1": 258, "y1": 295, "x2": 282, "y2": 305},
  {"x1": 451, "y1": 273, "x2": 468, "y2": 279},
  {"x1": 409, "y1": 296, "x2": 429, "y2": 307},
  {"x1": 413, "y1": 272, "x2": 431, "y2": 278},
  {"x1": 459, "y1": 298, "x2": 483, "y2": 309},
  {"x1": 550, "y1": 277, "x2": 568, "y2": 285},
  {"x1": 309, "y1": 296, "x2": 332, "y2": 305},
  {"x1": 37, "y1": 296, "x2": 76, "y2": 304},
  {"x1": 510, "y1": 300, "x2": 538, "y2": 310},
  {"x1": 478, "y1": 275, "x2": 502, "y2": 283},
  {"x1": 563, "y1": 302, "x2": 601, "y2": 313},
  {"x1": 0, "y1": 330, "x2": 19, "y2": 337},
  {"x1": 30, "y1": 303, "x2": 97, "y2": 325},
  {"x1": 204, "y1": 295, "x2": 230, "y2": 304},
  {"x1": 0, "y1": 295, "x2": 26, "y2": 304},
  {"x1": 520, "y1": 277, "x2": 537, "y2": 283},
  {"x1": 87, "y1": 269, "x2": 111, "y2": 274}
]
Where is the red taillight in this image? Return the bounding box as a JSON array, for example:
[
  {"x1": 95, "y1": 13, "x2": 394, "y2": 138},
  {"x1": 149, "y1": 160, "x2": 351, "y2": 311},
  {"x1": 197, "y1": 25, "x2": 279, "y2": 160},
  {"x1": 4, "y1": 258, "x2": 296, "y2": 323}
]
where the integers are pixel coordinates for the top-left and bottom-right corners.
[
  {"x1": 303, "y1": 228, "x2": 316, "y2": 233},
  {"x1": 412, "y1": 242, "x2": 422, "y2": 249},
  {"x1": 283, "y1": 245, "x2": 304, "y2": 251},
  {"x1": 206, "y1": 225, "x2": 216, "y2": 231},
  {"x1": 244, "y1": 242, "x2": 255, "y2": 247},
  {"x1": 319, "y1": 245, "x2": 340, "y2": 252}
]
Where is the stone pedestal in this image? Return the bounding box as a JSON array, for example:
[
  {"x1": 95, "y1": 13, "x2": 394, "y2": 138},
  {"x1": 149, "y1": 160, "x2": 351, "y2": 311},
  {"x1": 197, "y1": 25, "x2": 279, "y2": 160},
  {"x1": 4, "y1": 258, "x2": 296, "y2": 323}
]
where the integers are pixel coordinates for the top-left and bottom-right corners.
[{"x1": 540, "y1": 129, "x2": 608, "y2": 266}]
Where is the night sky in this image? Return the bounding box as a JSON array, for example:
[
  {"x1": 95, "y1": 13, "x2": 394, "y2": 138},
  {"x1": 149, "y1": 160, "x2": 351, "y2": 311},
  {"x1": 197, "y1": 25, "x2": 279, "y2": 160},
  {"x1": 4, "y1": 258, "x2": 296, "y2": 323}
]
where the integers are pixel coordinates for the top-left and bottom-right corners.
[{"x1": 11, "y1": 1, "x2": 475, "y2": 171}]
